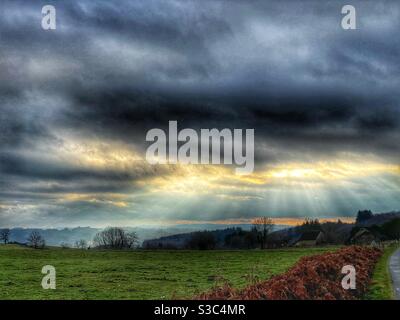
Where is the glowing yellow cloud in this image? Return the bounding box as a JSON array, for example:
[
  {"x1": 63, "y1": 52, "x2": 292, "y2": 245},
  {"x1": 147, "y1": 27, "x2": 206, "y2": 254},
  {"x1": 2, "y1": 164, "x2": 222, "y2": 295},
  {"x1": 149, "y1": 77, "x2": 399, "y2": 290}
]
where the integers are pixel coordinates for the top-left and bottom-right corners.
[
  {"x1": 59, "y1": 139, "x2": 143, "y2": 169},
  {"x1": 247, "y1": 158, "x2": 399, "y2": 185},
  {"x1": 30, "y1": 132, "x2": 144, "y2": 171},
  {"x1": 140, "y1": 156, "x2": 399, "y2": 196},
  {"x1": 59, "y1": 193, "x2": 129, "y2": 208},
  {"x1": 37, "y1": 133, "x2": 399, "y2": 204},
  {"x1": 173, "y1": 217, "x2": 355, "y2": 226}
]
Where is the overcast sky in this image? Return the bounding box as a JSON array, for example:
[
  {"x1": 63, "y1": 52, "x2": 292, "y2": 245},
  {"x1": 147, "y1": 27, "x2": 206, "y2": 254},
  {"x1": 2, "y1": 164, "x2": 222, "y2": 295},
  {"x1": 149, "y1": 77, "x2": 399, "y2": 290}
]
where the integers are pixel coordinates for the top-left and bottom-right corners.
[{"x1": 0, "y1": 0, "x2": 399, "y2": 228}]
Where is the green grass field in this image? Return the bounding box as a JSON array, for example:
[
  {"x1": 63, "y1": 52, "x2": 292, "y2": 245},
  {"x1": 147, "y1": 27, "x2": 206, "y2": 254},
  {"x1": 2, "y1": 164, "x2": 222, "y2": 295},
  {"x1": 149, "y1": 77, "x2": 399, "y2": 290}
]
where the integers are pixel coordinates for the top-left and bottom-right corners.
[
  {"x1": 366, "y1": 245, "x2": 399, "y2": 300},
  {"x1": 0, "y1": 245, "x2": 337, "y2": 300}
]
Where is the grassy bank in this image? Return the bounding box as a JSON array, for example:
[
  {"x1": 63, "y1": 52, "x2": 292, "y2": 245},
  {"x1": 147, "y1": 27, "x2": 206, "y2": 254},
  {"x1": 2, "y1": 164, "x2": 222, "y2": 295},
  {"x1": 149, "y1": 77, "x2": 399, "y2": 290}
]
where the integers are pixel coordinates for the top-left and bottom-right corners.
[
  {"x1": 0, "y1": 244, "x2": 337, "y2": 300},
  {"x1": 366, "y1": 245, "x2": 398, "y2": 300}
]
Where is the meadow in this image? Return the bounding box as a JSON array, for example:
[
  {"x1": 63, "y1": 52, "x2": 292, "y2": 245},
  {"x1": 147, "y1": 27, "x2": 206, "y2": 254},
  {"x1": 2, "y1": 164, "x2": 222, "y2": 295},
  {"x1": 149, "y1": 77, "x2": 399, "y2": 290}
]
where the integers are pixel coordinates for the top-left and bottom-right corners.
[{"x1": 0, "y1": 245, "x2": 336, "y2": 300}]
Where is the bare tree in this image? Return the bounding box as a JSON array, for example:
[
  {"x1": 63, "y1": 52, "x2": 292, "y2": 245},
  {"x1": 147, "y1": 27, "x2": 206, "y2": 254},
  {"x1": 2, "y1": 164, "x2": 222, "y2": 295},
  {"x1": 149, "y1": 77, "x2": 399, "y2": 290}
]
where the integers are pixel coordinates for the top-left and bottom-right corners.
[
  {"x1": 27, "y1": 231, "x2": 45, "y2": 249},
  {"x1": 93, "y1": 227, "x2": 138, "y2": 249},
  {"x1": 0, "y1": 228, "x2": 11, "y2": 245},
  {"x1": 74, "y1": 239, "x2": 88, "y2": 249},
  {"x1": 252, "y1": 217, "x2": 274, "y2": 249},
  {"x1": 125, "y1": 232, "x2": 139, "y2": 249},
  {"x1": 60, "y1": 242, "x2": 71, "y2": 249}
]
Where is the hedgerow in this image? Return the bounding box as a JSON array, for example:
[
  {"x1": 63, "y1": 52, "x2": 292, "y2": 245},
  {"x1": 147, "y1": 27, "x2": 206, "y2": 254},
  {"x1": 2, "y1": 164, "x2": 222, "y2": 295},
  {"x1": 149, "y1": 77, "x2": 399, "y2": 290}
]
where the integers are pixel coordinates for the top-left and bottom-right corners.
[{"x1": 197, "y1": 246, "x2": 382, "y2": 300}]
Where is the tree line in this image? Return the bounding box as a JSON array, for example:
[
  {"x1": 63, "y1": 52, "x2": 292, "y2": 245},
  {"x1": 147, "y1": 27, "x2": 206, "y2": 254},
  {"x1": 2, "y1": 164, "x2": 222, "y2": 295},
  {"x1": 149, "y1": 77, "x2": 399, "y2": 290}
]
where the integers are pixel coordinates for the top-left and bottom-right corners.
[{"x1": 2, "y1": 212, "x2": 398, "y2": 250}]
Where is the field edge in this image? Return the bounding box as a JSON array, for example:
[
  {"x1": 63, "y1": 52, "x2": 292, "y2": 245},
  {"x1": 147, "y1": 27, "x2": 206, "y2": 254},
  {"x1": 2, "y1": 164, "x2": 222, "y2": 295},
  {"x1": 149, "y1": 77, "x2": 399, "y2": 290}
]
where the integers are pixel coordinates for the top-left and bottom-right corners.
[{"x1": 366, "y1": 245, "x2": 399, "y2": 300}]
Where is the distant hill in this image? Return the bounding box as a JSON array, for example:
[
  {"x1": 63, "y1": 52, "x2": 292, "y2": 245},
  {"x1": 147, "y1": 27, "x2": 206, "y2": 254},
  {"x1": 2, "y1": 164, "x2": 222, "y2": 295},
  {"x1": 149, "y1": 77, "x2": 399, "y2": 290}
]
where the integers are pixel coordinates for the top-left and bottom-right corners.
[
  {"x1": 7, "y1": 227, "x2": 100, "y2": 246},
  {"x1": 356, "y1": 211, "x2": 400, "y2": 227},
  {"x1": 143, "y1": 224, "x2": 288, "y2": 249},
  {"x1": 7, "y1": 226, "x2": 185, "y2": 246},
  {"x1": 4, "y1": 223, "x2": 287, "y2": 247},
  {"x1": 143, "y1": 228, "x2": 237, "y2": 249}
]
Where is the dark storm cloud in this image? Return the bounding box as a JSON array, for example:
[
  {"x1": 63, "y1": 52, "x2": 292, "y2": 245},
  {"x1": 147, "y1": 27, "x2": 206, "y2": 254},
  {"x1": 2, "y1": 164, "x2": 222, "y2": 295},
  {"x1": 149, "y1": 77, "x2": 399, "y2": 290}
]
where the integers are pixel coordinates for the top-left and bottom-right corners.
[
  {"x1": 0, "y1": 108, "x2": 50, "y2": 148},
  {"x1": 46, "y1": 0, "x2": 400, "y2": 164},
  {"x1": 0, "y1": 150, "x2": 169, "y2": 203},
  {"x1": 1, "y1": 0, "x2": 399, "y2": 148},
  {"x1": 0, "y1": 152, "x2": 132, "y2": 181}
]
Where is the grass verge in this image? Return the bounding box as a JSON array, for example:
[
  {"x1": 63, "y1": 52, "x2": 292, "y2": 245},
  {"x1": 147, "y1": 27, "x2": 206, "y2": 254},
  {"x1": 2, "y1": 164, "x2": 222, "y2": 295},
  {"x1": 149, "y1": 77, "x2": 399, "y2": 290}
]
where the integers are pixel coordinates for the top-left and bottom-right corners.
[{"x1": 366, "y1": 245, "x2": 398, "y2": 300}]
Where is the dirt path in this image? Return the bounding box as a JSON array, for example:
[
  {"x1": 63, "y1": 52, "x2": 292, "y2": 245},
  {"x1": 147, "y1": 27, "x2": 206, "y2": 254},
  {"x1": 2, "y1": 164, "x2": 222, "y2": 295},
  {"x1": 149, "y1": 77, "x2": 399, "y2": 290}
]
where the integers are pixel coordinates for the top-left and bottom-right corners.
[{"x1": 390, "y1": 248, "x2": 400, "y2": 300}]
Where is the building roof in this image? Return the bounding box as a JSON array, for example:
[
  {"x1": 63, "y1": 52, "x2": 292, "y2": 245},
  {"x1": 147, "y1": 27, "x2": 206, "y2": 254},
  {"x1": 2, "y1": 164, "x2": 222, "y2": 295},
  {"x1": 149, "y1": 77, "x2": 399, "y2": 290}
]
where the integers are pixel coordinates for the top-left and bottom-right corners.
[
  {"x1": 298, "y1": 231, "x2": 322, "y2": 241},
  {"x1": 351, "y1": 227, "x2": 383, "y2": 241},
  {"x1": 353, "y1": 228, "x2": 371, "y2": 239}
]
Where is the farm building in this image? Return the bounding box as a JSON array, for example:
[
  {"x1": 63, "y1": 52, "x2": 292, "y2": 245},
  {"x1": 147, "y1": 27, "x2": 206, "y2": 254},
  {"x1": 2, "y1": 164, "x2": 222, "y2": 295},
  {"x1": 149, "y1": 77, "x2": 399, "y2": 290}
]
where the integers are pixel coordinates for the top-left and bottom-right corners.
[
  {"x1": 293, "y1": 231, "x2": 325, "y2": 247},
  {"x1": 348, "y1": 228, "x2": 383, "y2": 245}
]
